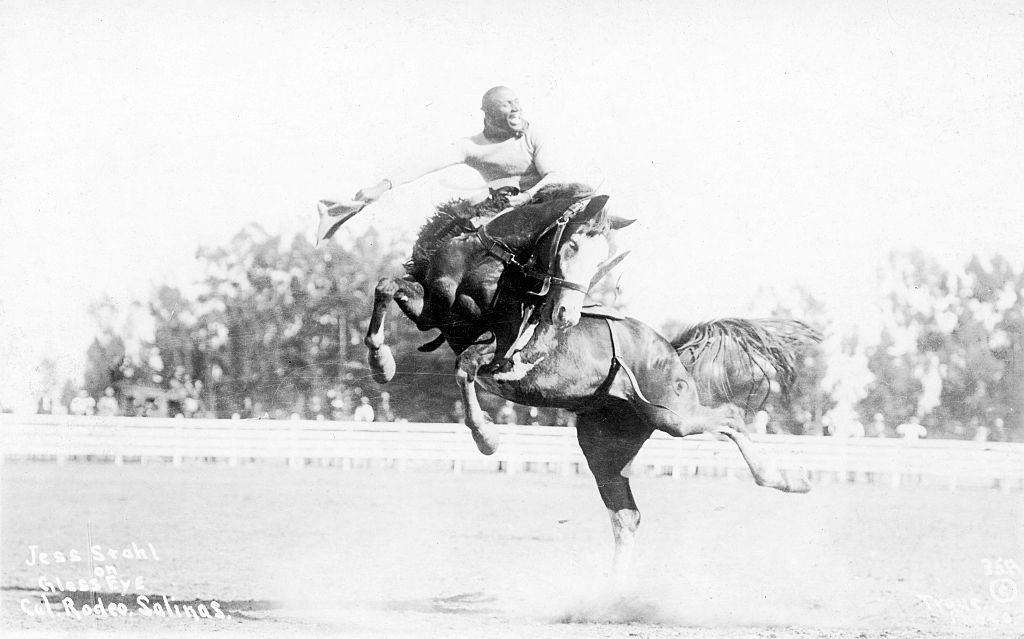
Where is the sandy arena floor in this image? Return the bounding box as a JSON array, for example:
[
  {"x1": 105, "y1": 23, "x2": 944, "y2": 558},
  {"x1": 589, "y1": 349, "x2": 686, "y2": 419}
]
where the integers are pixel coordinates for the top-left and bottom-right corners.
[{"x1": 2, "y1": 459, "x2": 1022, "y2": 638}]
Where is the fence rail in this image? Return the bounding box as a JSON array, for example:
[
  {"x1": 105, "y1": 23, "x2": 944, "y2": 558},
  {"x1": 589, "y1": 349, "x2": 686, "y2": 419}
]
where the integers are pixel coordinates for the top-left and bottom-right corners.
[{"x1": 2, "y1": 414, "x2": 1022, "y2": 490}]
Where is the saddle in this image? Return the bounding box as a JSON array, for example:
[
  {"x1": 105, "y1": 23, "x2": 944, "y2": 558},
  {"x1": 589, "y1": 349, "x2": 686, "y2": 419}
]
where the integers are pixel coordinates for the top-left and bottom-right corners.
[{"x1": 581, "y1": 304, "x2": 627, "y2": 321}]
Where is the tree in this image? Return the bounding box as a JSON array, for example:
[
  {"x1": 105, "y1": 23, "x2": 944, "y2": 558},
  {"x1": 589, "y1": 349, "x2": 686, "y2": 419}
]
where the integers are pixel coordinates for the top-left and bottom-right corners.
[
  {"x1": 861, "y1": 250, "x2": 1024, "y2": 440},
  {"x1": 764, "y1": 287, "x2": 834, "y2": 433}
]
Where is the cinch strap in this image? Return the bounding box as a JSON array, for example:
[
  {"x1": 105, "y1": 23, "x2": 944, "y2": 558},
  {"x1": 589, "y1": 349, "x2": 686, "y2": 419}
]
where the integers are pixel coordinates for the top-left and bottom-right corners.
[{"x1": 604, "y1": 319, "x2": 684, "y2": 418}]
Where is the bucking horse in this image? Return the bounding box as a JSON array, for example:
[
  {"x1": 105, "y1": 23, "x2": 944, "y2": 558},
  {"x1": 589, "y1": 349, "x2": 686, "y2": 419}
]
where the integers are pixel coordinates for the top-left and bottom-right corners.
[{"x1": 321, "y1": 183, "x2": 820, "y2": 585}]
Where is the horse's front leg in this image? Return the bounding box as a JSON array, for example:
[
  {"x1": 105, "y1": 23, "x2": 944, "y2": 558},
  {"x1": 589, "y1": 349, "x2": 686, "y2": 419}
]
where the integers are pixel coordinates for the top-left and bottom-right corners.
[
  {"x1": 455, "y1": 342, "x2": 502, "y2": 455},
  {"x1": 576, "y1": 405, "x2": 652, "y2": 592},
  {"x1": 365, "y1": 276, "x2": 422, "y2": 383}
]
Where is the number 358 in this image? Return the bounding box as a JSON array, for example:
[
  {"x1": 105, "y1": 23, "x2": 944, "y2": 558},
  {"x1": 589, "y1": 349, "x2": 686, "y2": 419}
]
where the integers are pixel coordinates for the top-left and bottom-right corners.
[{"x1": 982, "y1": 558, "x2": 1021, "y2": 576}]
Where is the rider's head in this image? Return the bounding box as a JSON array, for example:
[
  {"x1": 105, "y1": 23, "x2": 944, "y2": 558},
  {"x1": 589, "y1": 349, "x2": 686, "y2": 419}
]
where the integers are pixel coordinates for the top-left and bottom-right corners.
[{"x1": 481, "y1": 86, "x2": 526, "y2": 138}]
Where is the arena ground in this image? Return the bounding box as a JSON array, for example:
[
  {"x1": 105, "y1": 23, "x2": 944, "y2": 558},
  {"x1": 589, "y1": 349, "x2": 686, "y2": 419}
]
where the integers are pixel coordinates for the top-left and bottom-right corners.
[{"x1": 2, "y1": 460, "x2": 1022, "y2": 638}]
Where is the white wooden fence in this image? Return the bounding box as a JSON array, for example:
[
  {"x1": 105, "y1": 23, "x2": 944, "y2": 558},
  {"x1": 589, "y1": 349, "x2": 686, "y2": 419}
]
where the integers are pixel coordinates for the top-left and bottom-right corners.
[{"x1": 1, "y1": 414, "x2": 1022, "y2": 491}]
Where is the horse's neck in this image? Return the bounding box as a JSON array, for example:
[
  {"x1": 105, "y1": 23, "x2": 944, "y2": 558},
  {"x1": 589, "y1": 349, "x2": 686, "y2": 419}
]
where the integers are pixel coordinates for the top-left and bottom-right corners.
[{"x1": 486, "y1": 204, "x2": 562, "y2": 251}]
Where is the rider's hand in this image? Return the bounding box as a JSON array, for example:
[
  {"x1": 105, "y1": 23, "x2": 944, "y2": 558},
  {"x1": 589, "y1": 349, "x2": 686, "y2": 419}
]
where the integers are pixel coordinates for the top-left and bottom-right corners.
[
  {"x1": 505, "y1": 192, "x2": 533, "y2": 208},
  {"x1": 354, "y1": 179, "x2": 392, "y2": 203}
]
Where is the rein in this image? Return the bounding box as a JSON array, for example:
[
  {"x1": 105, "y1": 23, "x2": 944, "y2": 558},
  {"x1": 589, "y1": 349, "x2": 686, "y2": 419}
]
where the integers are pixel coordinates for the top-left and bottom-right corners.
[{"x1": 476, "y1": 197, "x2": 594, "y2": 298}]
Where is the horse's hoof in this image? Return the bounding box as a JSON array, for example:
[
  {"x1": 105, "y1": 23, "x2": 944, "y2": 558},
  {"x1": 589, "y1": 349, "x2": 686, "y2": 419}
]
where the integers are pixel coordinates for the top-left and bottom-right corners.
[
  {"x1": 783, "y1": 467, "x2": 812, "y2": 494},
  {"x1": 368, "y1": 345, "x2": 396, "y2": 384},
  {"x1": 470, "y1": 425, "x2": 501, "y2": 456}
]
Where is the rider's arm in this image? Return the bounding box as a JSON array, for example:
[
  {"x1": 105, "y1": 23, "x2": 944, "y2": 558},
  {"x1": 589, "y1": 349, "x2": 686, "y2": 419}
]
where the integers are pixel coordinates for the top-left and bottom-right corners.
[{"x1": 355, "y1": 139, "x2": 469, "y2": 202}]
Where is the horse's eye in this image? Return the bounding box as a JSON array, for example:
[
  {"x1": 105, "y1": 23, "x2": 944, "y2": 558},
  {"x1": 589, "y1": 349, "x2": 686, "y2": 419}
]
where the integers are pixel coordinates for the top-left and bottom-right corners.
[{"x1": 566, "y1": 240, "x2": 579, "y2": 252}]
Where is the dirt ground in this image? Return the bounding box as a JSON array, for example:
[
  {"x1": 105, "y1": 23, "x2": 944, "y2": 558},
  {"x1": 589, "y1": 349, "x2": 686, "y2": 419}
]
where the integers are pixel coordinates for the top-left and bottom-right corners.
[{"x1": 2, "y1": 459, "x2": 1022, "y2": 638}]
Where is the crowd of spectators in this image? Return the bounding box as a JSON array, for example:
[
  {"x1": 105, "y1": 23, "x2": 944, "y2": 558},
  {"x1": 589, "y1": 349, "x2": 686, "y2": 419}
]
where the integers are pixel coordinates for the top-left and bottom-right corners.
[{"x1": 31, "y1": 383, "x2": 1012, "y2": 441}]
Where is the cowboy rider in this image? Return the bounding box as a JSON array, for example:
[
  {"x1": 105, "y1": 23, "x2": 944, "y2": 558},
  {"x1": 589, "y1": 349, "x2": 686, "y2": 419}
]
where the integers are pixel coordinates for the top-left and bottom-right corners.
[{"x1": 352, "y1": 86, "x2": 565, "y2": 213}]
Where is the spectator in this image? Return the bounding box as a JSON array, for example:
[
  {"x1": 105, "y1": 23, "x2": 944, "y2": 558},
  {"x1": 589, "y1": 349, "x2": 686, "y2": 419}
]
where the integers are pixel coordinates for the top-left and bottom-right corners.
[
  {"x1": 376, "y1": 392, "x2": 396, "y2": 422},
  {"x1": 496, "y1": 400, "x2": 518, "y2": 425},
  {"x1": 69, "y1": 390, "x2": 96, "y2": 416},
  {"x1": 802, "y1": 416, "x2": 824, "y2": 436},
  {"x1": 123, "y1": 395, "x2": 137, "y2": 417},
  {"x1": 353, "y1": 396, "x2": 375, "y2": 422},
  {"x1": 829, "y1": 414, "x2": 864, "y2": 438},
  {"x1": 896, "y1": 415, "x2": 927, "y2": 440},
  {"x1": 307, "y1": 395, "x2": 325, "y2": 420},
  {"x1": 973, "y1": 419, "x2": 990, "y2": 442},
  {"x1": 183, "y1": 374, "x2": 201, "y2": 417},
  {"x1": 868, "y1": 413, "x2": 888, "y2": 438},
  {"x1": 167, "y1": 366, "x2": 188, "y2": 417},
  {"x1": 327, "y1": 390, "x2": 346, "y2": 421},
  {"x1": 450, "y1": 400, "x2": 466, "y2": 424},
  {"x1": 96, "y1": 387, "x2": 120, "y2": 417},
  {"x1": 141, "y1": 398, "x2": 159, "y2": 417},
  {"x1": 527, "y1": 407, "x2": 541, "y2": 426},
  {"x1": 991, "y1": 417, "x2": 1007, "y2": 443}
]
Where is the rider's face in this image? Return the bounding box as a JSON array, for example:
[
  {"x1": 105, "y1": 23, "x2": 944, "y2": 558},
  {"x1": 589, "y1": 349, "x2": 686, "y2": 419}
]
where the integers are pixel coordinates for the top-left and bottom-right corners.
[{"x1": 484, "y1": 90, "x2": 524, "y2": 133}]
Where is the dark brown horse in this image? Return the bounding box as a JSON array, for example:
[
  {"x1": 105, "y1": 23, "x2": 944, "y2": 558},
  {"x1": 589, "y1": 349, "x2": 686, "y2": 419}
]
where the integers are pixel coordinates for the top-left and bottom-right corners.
[
  {"x1": 363, "y1": 183, "x2": 631, "y2": 389},
  {"x1": 363, "y1": 184, "x2": 819, "y2": 584},
  {"x1": 454, "y1": 312, "x2": 818, "y2": 584}
]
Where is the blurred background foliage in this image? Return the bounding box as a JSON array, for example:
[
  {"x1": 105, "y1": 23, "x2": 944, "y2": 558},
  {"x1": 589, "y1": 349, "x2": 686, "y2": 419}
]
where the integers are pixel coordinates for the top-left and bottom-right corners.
[{"x1": 65, "y1": 222, "x2": 1023, "y2": 439}]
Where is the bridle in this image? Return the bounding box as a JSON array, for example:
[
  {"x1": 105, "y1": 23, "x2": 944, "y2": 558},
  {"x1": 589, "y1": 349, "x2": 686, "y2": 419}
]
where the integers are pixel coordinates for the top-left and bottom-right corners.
[{"x1": 476, "y1": 197, "x2": 595, "y2": 298}]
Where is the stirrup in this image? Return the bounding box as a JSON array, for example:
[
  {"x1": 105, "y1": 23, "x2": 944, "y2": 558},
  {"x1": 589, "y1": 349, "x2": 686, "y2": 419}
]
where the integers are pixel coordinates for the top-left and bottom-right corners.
[{"x1": 315, "y1": 199, "x2": 366, "y2": 246}]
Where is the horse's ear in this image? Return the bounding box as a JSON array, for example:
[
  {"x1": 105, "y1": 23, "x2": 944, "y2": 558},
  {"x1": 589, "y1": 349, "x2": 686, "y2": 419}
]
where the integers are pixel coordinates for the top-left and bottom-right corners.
[
  {"x1": 582, "y1": 195, "x2": 611, "y2": 219},
  {"x1": 609, "y1": 216, "x2": 636, "y2": 230}
]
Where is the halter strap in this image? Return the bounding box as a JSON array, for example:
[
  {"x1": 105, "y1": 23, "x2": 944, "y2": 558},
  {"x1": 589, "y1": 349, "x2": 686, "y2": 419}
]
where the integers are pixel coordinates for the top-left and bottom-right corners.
[{"x1": 476, "y1": 197, "x2": 594, "y2": 297}]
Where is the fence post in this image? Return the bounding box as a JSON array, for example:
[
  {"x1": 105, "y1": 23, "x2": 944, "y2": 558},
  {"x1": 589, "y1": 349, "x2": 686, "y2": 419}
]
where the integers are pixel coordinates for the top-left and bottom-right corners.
[
  {"x1": 890, "y1": 442, "x2": 902, "y2": 489},
  {"x1": 288, "y1": 422, "x2": 301, "y2": 469},
  {"x1": 395, "y1": 422, "x2": 407, "y2": 472},
  {"x1": 227, "y1": 420, "x2": 239, "y2": 467},
  {"x1": 55, "y1": 417, "x2": 69, "y2": 465},
  {"x1": 560, "y1": 427, "x2": 575, "y2": 476},
  {"x1": 451, "y1": 424, "x2": 463, "y2": 474},
  {"x1": 172, "y1": 421, "x2": 183, "y2": 467},
  {"x1": 504, "y1": 425, "x2": 517, "y2": 475},
  {"x1": 837, "y1": 437, "x2": 848, "y2": 483}
]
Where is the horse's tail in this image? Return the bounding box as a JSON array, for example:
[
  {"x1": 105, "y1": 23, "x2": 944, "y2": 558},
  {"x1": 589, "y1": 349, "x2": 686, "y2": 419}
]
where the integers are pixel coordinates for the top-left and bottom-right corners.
[{"x1": 670, "y1": 318, "x2": 822, "y2": 410}]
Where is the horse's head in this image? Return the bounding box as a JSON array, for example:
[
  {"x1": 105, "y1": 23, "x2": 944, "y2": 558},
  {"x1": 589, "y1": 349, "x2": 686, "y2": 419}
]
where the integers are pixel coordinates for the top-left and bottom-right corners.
[{"x1": 532, "y1": 196, "x2": 634, "y2": 329}]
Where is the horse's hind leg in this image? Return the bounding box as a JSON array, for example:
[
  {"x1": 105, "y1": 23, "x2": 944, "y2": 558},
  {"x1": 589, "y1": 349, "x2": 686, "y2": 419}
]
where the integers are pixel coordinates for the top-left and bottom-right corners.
[
  {"x1": 576, "y1": 406, "x2": 653, "y2": 590},
  {"x1": 455, "y1": 342, "x2": 502, "y2": 455},
  {"x1": 640, "y1": 398, "x2": 810, "y2": 493},
  {"x1": 714, "y1": 424, "x2": 810, "y2": 493},
  {"x1": 365, "y1": 276, "x2": 423, "y2": 383}
]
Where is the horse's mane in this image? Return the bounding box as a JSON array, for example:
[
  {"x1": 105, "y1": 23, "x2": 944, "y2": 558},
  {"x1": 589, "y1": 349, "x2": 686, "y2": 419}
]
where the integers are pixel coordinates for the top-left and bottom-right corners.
[
  {"x1": 405, "y1": 198, "x2": 478, "y2": 282},
  {"x1": 405, "y1": 182, "x2": 595, "y2": 283}
]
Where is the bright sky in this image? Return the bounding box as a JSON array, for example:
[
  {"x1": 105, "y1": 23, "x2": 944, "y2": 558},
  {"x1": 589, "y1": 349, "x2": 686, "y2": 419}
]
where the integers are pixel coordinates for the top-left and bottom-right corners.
[{"x1": 2, "y1": 0, "x2": 1022, "y2": 411}]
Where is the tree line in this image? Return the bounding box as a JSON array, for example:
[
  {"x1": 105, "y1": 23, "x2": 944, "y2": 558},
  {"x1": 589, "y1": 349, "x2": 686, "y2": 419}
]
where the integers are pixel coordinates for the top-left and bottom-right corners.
[{"x1": 69, "y1": 224, "x2": 1021, "y2": 439}]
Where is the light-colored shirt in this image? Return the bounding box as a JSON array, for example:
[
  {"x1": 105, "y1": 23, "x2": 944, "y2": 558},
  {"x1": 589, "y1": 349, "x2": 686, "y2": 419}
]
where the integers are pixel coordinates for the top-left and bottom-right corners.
[
  {"x1": 96, "y1": 396, "x2": 119, "y2": 417},
  {"x1": 896, "y1": 422, "x2": 927, "y2": 440},
  {"x1": 390, "y1": 126, "x2": 560, "y2": 193},
  {"x1": 353, "y1": 404, "x2": 375, "y2": 422}
]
